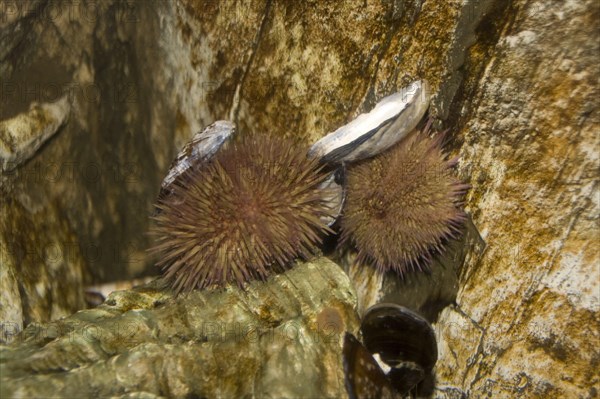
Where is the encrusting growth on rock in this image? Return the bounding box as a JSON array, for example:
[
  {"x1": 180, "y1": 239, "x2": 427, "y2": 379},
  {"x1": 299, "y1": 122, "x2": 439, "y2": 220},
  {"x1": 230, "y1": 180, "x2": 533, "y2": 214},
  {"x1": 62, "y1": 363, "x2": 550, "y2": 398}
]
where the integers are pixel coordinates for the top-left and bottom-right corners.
[
  {"x1": 340, "y1": 120, "x2": 469, "y2": 275},
  {"x1": 150, "y1": 133, "x2": 336, "y2": 294}
]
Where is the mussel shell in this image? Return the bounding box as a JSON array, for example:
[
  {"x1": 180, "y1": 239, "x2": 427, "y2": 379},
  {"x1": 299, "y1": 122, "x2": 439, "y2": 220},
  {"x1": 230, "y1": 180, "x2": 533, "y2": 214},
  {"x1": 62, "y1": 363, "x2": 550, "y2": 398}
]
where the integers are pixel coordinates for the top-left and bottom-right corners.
[
  {"x1": 360, "y1": 303, "x2": 438, "y2": 372},
  {"x1": 342, "y1": 333, "x2": 396, "y2": 399},
  {"x1": 159, "y1": 120, "x2": 236, "y2": 199},
  {"x1": 387, "y1": 361, "x2": 426, "y2": 394},
  {"x1": 308, "y1": 80, "x2": 429, "y2": 164}
]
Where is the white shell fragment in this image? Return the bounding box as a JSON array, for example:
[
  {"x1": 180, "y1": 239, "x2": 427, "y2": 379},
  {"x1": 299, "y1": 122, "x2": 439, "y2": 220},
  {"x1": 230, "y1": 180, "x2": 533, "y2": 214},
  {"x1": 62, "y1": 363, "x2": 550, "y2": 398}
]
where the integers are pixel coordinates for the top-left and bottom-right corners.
[
  {"x1": 160, "y1": 120, "x2": 236, "y2": 195},
  {"x1": 319, "y1": 166, "x2": 346, "y2": 226},
  {"x1": 308, "y1": 80, "x2": 430, "y2": 163}
]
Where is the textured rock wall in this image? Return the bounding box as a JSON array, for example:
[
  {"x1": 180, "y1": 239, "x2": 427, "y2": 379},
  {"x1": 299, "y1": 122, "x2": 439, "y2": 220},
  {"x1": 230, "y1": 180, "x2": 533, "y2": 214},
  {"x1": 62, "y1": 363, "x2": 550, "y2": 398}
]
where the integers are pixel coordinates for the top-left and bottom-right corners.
[
  {"x1": 435, "y1": 0, "x2": 600, "y2": 397},
  {"x1": 1, "y1": 1, "x2": 176, "y2": 330}
]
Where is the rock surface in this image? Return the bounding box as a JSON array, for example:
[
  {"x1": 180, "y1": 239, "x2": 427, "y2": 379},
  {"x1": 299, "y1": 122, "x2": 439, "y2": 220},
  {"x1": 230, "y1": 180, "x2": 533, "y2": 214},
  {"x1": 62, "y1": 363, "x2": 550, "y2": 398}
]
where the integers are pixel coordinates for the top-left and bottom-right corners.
[
  {"x1": 0, "y1": 257, "x2": 359, "y2": 398},
  {"x1": 0, "y1": 197, "x2": 88, "y2": 342},
  {"x1": 341, "y1": 217, "x2": 485, "y2": 321},
  {"x1": 0, "y1": 0, "x2": 598, "y2": 397},
  {"x1": 433, "y1": 0, "x2": 600, "y2": 397},
  {"x1": 0, "y1": 96, "x2": 70, "y2": 171},
  {"x1": 1, "y1": 0, "x2": 169, "y2": 328}
]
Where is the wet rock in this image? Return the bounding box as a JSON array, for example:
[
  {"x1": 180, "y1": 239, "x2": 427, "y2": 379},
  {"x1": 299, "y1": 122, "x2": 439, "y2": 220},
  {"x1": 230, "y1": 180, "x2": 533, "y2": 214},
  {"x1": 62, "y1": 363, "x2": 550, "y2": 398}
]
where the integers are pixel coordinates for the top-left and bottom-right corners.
[
  {"x1": 341, "y1": 217, "x2": 485, "y2": 320},
  {"x1": 0, "y1": 257, "x2": 359, "y2": 398},
  {"x1": 435, "y1": 0, "x2": 600, "y2": 397},
  {"x1": 0, "y1": 199, "x2": 88, "y2": 343},
  {"x1": 0, "y1": 96, "x2": 70, "y2": 172}
]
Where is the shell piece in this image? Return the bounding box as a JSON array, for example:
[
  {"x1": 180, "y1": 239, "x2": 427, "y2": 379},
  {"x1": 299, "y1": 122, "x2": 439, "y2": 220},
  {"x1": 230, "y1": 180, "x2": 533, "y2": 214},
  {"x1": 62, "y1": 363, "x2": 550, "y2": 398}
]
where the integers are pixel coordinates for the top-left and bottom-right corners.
[
  {"x1": 360, "y1": 303, "x2": 437, "y2": 393},
  {"x1": 308, "y1": 80, "x2": 429, "y2": 163},
  {"x1": 159, "y1": 120, "x2": 236, "y2": 198},
  {"x1": 318, "y1": 166, "x2": 346, "y2": 227},
  {"x1": 342, "y1": 333, "x2": 397, "y2": 399}
]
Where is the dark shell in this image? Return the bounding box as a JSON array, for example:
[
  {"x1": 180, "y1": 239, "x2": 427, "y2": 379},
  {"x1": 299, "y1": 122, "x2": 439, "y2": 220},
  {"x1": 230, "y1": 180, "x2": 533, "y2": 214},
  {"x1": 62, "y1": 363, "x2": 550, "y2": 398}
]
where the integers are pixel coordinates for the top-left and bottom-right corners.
[
  {"x1": 360, "y1": 303, "x2": 438, "y2": 392},
  {"x1": 342, "y1": 333, "x2": 396, "y2": 399}
]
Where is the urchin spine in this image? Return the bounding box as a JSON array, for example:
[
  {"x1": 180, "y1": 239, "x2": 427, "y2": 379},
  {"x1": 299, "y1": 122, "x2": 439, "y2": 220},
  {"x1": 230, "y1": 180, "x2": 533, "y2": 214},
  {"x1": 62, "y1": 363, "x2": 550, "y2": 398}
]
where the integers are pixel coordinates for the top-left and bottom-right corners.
[
  {"x1": 150, "y1": 133, "x2": 335, "y2": 294},
  {"x1": 340, "y1": 121, "x2": 469, "y2": 275}
]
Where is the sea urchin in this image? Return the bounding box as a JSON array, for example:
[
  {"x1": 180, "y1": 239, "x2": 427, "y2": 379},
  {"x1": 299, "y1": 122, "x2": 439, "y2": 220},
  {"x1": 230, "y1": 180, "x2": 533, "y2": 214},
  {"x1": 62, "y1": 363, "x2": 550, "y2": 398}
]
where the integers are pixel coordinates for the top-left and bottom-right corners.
[
  {"x1": 340, "y1": 121, "x2": 469, "y2": 275},
  {"x1": 150, "y1": 133, "x2": 336, "y2": 294}
]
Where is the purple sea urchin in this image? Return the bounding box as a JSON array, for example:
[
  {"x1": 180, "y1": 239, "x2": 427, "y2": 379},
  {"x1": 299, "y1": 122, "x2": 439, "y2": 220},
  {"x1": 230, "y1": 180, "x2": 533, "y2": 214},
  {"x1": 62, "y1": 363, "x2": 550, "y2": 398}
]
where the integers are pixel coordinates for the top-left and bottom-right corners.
[
  {"x1": 340, "y1": 121, "x2": 468, "y2": 275},
  {"x1": 150, "y1": 133, "x2": 335, "y2": 294}
]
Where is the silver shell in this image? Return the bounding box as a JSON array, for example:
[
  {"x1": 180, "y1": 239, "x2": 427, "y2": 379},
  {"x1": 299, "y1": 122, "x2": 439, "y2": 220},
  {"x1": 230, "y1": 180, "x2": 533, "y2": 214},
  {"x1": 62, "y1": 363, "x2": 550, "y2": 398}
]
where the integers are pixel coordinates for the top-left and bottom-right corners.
[
  {"x1": 308, "y1": 80, "x2": 430, "y2": 163},
  {"x1": 159, "y1": 120, "x2": 236, "y2": 199}
]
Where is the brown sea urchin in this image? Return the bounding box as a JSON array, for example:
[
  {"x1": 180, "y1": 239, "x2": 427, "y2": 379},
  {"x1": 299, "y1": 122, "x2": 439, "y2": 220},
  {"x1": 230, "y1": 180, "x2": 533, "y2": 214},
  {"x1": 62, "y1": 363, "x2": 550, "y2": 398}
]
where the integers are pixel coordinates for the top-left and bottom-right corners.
[
  {"x1": 150, "y1": 133, "x2": 335, "y2": 294},
  {"x1": 340, "y1": 121, "x2": 468, "y2": 275}
]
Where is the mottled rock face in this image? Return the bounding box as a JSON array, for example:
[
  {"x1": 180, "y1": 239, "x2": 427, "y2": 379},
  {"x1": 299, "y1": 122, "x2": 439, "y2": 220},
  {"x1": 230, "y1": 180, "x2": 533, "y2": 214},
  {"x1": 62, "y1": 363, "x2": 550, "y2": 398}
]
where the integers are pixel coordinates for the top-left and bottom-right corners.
[
  {"x1": 1, "y1": 0, "x2": 598, "y2": 397},
  {"x1": 433, "y1": 0, "x2": 600, "y2": 397},
  {"x1": 1, "y1": 1, "x2": 166, "y2": 328},
  {"x1": 0, "y1": 199, "x2": 87, "y2": 341}
]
